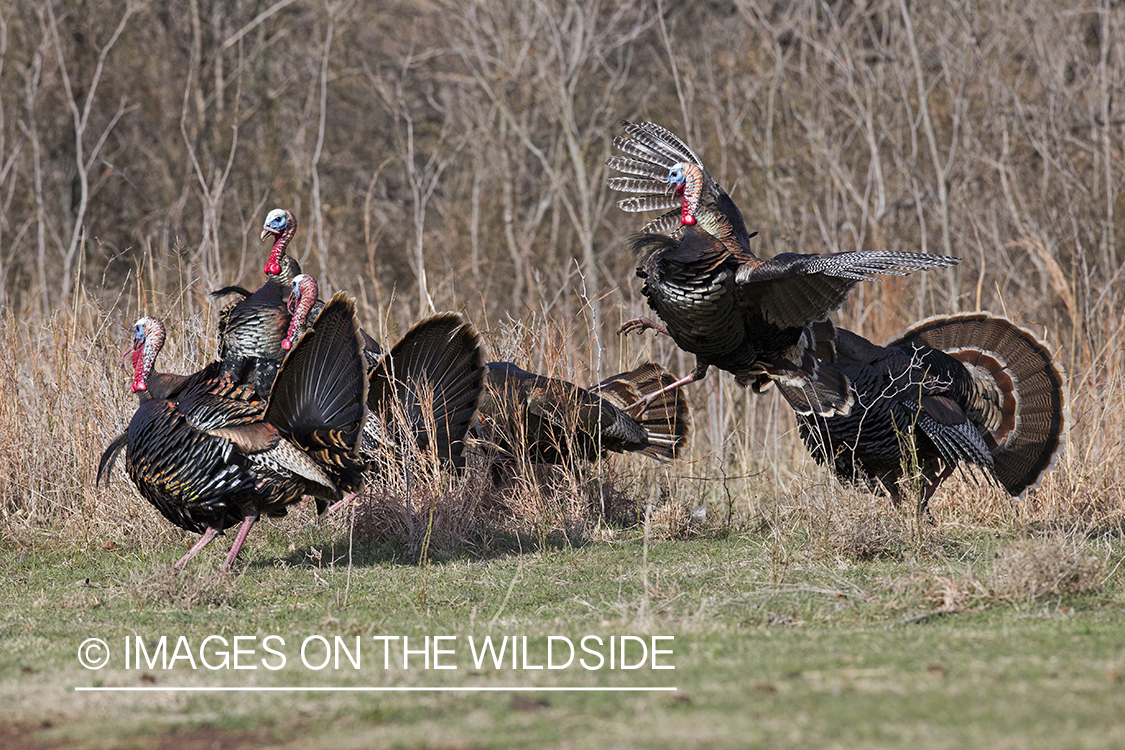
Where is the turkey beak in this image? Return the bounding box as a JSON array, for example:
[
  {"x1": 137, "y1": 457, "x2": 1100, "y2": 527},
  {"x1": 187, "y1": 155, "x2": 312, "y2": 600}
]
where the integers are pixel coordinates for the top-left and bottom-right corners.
[
  {"x1": 662, "y1": 180, "x2": 677, "y2": 198},
  {"x1": 261, "y1": 228, "x2": 272, "y2": 241},
  {"x1": 120, "y1": 340, "x2": 139, "y2": 369}
]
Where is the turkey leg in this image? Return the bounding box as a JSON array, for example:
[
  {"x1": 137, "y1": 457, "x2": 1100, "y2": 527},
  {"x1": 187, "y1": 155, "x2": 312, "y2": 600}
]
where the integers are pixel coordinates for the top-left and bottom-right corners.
[
  {"x1": 626, "y1": 362, "x2": 708, "y2": 411},
  {"x1": 919, "y1": 464, "x2": 956, "y2": 521},
  {"x1": 322, "y1": 492, "x2": 359, "y2": 518},
  {"x1": 173, "y1": 526, "x2": 220, "y2": 569},
  {"x1": 220, "y1": 516, "x2": 258, "y2": 571}
]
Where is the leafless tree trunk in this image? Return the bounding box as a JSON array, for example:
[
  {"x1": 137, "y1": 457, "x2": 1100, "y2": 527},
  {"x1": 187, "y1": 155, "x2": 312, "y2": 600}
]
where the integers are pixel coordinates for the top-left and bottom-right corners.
[
  {"x1": 181, "y1": 0, "x2": 241, "y2": 295},
  {"x1": 897, "y1": 0, "x2": 958, "y2": 305},
  {"x1": 21, "y1": 8, "x2": 50, "y2": 317},
  {"x1": 47, "y1": 1, "x2": 138, "y2": 305}
]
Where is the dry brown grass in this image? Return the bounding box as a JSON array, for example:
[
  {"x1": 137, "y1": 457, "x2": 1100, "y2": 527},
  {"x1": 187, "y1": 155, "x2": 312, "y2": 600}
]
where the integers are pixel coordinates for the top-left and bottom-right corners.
[
  {"x1": 828, "y1": 502, "x2": 912, "y2": 562},
  {"x1": 877, "y1": 532, "x2": 1111, "y2": 614},
  {"x1": 989, "y1": 536, "x2": 1108, "y2": 603},
  {"x1": 0, "y1": 282, "x2": 1120, "y2": 585}
]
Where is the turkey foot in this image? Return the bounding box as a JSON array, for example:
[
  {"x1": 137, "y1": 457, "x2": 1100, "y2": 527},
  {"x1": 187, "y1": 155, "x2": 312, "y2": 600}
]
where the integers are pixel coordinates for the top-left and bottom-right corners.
[
  {"x1": 626, "y1": 366, "x2": 704, "y2": 412},
  {"x1": 322, "y1": 492, "x2": 359, "y2": 518},
  {"x1": 617, "y1": 317, "x2": 670, "y2": 337}
]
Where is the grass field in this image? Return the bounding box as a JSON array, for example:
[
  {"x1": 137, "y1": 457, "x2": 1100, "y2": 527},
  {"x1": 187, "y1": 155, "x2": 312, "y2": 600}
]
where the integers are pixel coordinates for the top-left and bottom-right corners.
[{"x1": 3, "y1": 497, "x2": 1123, "y2": 749}]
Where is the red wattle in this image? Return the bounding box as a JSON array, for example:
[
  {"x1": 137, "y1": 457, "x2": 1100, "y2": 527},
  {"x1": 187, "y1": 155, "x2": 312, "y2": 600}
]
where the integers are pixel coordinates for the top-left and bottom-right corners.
[
  {"x1": 265, "y1": 261, "x2": 282, "y2": 275},
  {"x1": 682, "y1": 213, "x2": 696, "y2": 225},
  {"x1": 281, "y1": 339, "x2": 292, "y2": 351}
]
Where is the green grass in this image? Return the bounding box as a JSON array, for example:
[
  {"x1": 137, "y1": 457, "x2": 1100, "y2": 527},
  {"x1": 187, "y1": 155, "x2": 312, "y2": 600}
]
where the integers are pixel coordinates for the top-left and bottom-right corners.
[{"x1": 2, "y1": 518, "x2": 1123, "y2": 749}]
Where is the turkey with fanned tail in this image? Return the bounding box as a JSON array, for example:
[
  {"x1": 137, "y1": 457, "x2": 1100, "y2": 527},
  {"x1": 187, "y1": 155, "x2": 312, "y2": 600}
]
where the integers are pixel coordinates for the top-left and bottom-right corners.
[
  {"x1": 284, "y1": 275, "x2": 485, "y2": 472},
  {"x1": 470, "y1": 361, "x2": 691, "y2": 482},
  {"x1": 783, "y1": 313, "x2": 1067, "y2": 513},
  {"x1": 96, "y1": 294, "x2": 369, "y2": 570}
]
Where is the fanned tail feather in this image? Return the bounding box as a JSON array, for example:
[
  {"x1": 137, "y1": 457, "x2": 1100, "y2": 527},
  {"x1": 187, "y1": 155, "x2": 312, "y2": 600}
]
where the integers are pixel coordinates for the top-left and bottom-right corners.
[
  {"x1": 593, "y1": 362, "x2": 692, "y2": 461},
  {"x1": 369, "y1": 313, "x2": 485, "y2": 468},
  {"x1": 266, "y1": 292, "x2": 368, "y2": 489},
  {"x1": 888, "y1": 312, "x2": 1067, "y2": 496}
]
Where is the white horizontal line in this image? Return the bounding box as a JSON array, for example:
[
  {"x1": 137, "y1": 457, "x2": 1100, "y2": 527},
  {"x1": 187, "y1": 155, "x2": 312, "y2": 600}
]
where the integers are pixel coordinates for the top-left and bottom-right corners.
[{"x1": 74, "y1": 686, "x2": 677, "y2": 693}]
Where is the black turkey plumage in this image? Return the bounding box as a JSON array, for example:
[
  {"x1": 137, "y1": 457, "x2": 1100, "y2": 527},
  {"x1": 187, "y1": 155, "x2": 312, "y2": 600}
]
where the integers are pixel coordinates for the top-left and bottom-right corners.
[
  {"x1": 623, "y1": 225, "x2": 958, "y2": 416},
  {"x1": 213, "y1": 275, "x2": 292, "y2": 398},
  {"x1": 364, "y1": 314, "x2": 486, "y2": 469},
  {"x1": 97, "y1": 294, "x2": 369, "y2": 569},
  {"x1": 285, "y1": 276, "x2": 485, "y2": 470},
  {"x1": 608, "y1": 121, "x2": 960, "y2": 416},
  {"x1": 471, "y1": 361, "x2": 691, "y2": 478},
  {"x1": 786, "y1": 313, "x2": 1066, "y2": 511},
  {"x1": 208, "y1": 208, "x2": 307, "y2": 398},
  {"x1": 211, "y1": 209, "x2": 381, "y2": 400}
]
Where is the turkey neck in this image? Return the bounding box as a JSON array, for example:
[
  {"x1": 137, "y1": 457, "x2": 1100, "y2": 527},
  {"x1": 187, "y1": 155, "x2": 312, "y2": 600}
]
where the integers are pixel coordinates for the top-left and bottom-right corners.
[
  {"x1": 139, "y1": 371, "x2": 191, "y2": 401},
  {"x1": 270, "y1": 254, "x2": 302, "y2": 290},
  {"x1": 679, "y1": 162, "x2": 754, "y2": 261},
  {"x1": 265, "y1": 221, "x2": 300, "y2": 287}
]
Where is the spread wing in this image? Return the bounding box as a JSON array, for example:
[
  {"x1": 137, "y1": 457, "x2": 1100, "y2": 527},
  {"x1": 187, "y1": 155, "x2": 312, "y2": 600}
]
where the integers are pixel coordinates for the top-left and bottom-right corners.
[
  {"x1": 737, "y1": 250, "x2": 960, "y2": 329},
  {"x1": 176, "y1": 376, "x2": 278, "y2": 452}
]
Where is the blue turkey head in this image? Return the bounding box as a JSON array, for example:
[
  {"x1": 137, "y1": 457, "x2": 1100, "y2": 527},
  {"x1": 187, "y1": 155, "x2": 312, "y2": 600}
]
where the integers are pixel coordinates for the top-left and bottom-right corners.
[
  {"x1": 665, "y1": 163, "x2": 689, "y2": 196},
  {"x1": 261, "y1": 208, "x2": 296, "y2": 275},
  {"x1": 262, "y1": 208, "x2": 290, "y2": 239}
]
